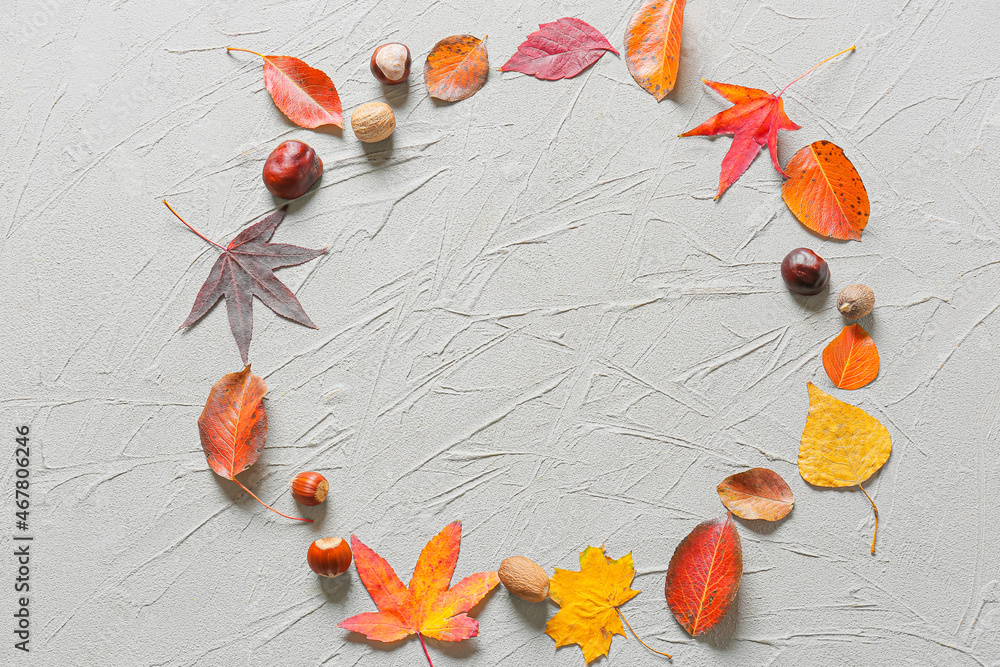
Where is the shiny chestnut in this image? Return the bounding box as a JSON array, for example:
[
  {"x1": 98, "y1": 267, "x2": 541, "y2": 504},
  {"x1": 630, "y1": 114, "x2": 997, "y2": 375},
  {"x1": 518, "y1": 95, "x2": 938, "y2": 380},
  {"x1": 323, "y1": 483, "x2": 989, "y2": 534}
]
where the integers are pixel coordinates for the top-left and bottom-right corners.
[
  {"x1": 307, "y1": 537, "x2": 353, "y2": 578},
  {"x1": 370, "y1": 43, "x2": 411, "y2": 84},
  {"x1": 262, "y1": 140, "x2": 322, "y2": 200},
  {"x1": 781, "y1": 248, "x2": 830, "y2": 295},
  {"x1": 289, "y1": 471, "x2": 328, "y2": 506}
]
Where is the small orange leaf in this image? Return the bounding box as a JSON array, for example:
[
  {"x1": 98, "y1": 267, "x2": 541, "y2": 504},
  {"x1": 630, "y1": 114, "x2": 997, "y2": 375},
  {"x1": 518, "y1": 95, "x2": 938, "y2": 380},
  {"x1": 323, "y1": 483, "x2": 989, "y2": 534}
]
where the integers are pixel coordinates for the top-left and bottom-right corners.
[
  {"x1": 625, "y1": 0, "x2": 687, "y2": 101},
  {"x1": 782, "y1": 140, "x2": 869, "y2": 240},
  {"x1": 717, "y1": 468, "x2": 794, "y2": 521},
  {"x1": 339, "y1": 522, "x2": 499, "y2": 661},
  {"x1": 822, "y1": 323, "x2": 879, "y2": 390},
  {"x1": 424, "y1": 35, "x2": 489, "y2": 102}
]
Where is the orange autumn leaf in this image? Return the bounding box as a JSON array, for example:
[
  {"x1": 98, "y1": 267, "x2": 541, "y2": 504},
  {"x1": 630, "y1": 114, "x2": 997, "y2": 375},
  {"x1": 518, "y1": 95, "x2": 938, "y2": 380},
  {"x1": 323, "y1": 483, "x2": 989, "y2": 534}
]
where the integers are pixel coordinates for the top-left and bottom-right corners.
[
  {"x1": 339, "y1": 522, "x2": 498, "y2": 664},
  {"x1": 424, "y1": 35, "x2": 489, "y2": 102},
  {"x1": 228, "y1": 49, "x2": 343, "y2": 128},
  {"x1": 717, "y1": 468, "x2": 794, "y2": 521},
  {"x1": 822, "y1": 323, "x2": 879, "y2": 390},
  {"x1": 799, "y1": 382, "x2": 892, "y2": 553},
  {"x1": 782, "y1": 140, "x2": 870, "y2": 240},
  {"x1": 625, "y1": 0, "x2": 687, "y2": 101},
  {"x1": 546, "y1": 545, "x2": 669, "y2": 662},
  {"x1": 199, "y1": 366, "x2": 310, "y2": 522}
]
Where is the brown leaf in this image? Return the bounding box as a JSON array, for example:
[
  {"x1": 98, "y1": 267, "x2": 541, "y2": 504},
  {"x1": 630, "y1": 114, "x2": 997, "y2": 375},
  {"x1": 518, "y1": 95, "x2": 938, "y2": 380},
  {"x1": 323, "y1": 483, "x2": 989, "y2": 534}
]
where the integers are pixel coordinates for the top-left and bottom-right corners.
[{"x1": 717, "y1": 468, "x2": 794, "y2": 521}]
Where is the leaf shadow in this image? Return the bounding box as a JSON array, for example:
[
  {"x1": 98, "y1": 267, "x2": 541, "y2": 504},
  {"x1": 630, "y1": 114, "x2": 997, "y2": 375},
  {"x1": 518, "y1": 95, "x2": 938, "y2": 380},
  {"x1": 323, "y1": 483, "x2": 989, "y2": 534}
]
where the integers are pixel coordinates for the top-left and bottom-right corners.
[
  {"x1": 695, "y1": 592, "x2": 740, "y2": 649},
  {"x1": 732, "y1": 513, "x2": 790, "y2": 535}
]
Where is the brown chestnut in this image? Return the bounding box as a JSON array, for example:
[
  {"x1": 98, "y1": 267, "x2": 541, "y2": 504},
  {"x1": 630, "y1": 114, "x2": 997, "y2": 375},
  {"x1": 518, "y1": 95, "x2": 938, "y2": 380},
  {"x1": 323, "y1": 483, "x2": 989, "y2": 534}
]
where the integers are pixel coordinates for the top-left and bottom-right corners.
[
  {"x1": 781, "y1": 248, "x2": 830, "y2": 295},
  {"x1": 370, "y1": 43, "x2": 411, "y2": 85},
  {"x1": 289, "y1": 471, "x2": 328, "y2": 506},
  {"x1": 307, "y1": 537, "x2": 352, "y2": 578},
  {"x1": 262, "y1": 140, "x2": 322, "y2": 200}
]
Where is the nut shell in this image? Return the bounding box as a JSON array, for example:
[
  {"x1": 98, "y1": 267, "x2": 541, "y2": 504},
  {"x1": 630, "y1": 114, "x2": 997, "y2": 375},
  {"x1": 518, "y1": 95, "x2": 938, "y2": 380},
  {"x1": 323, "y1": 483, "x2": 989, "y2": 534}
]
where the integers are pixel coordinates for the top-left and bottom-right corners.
[
  {"x1": 307, "y1": 537, "x2": 353, "y2": 578},
  {"x1": 289, "y1": 471, "x2": 328, "y2": 506},
  {"x1": 351, "y1": 102, "x2": 395, "y2": 143},
  {"x1": 837, "y1": 284, "x2": 875, "y2": 319},
  {"x1": 498, "y1": 556, "x2": 550, "y2": 603},
  {"x1": 262, "y1": 140, "x2": 322, "y2": 199},
  {"x1": 371, "y1": 43, "x2": 411, "y2": 84}
]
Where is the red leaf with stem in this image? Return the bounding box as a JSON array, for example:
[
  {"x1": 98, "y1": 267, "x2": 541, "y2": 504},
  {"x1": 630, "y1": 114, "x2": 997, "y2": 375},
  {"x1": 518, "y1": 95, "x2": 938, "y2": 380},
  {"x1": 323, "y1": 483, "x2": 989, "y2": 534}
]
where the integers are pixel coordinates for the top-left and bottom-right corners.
[
  {"x1": 500, "y1": 17, "x2": 618, "y2": 81},
  {"x1": 228, "y1": 48, "x2": 343, "y2": 128},
  {"x1": 165, "y1": 201, "x2": 326, "y2": 365},
  {"x1": 680, "y1": 46, "x2": 854, "y2": 199},
  {"x1": 198, "y1": 365, "x2": 311, "y2": 522}
]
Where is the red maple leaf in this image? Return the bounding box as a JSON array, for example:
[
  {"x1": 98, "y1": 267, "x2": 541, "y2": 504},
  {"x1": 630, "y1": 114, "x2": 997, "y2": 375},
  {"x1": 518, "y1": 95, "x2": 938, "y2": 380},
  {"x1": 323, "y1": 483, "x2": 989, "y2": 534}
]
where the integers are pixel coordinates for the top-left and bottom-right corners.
[
  {"x1": 165, "y1": 202, "x2": 326, "y2": 364},
  {"x1": 680, "y1": 47, "x2": 854, "y2": 199}
]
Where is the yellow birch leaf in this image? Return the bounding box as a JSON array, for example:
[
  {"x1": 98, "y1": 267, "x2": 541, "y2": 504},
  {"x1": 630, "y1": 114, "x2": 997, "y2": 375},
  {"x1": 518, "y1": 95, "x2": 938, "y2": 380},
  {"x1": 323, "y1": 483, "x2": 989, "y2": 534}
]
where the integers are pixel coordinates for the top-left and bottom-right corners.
[{"x1": 799, "y1": 382, "x2": 892, "y2": 553}]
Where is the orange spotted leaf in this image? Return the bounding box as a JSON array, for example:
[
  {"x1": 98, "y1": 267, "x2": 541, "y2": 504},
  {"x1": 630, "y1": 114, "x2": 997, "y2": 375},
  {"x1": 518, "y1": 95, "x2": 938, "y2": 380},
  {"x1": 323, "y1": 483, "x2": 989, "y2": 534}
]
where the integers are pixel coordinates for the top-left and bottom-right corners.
[
  {"x1": 424, "y1": 35, "x2": 489, "y2": 102},
  {"x1": 717, "y1": 468, "x2": 795, "y2": 521},
  {"x1": 782, "y1": 140, "x2": 870, "y2": 240},
  {"x1": 228, "y1": 49, "x2": 342, "y2": 128},
  {"x1": 822, "y1": 323, "x2": 879, "y2": 390},
  {"x1": 199, "y1": 366, "x2": 310, "y2": 522},
  {"x1": 339, "y1": 522, "x2": 499, "y2": 660},
  {"x1": 665, "y1": 513, "x2": 742, "y2": 636},
  {"x1": 625, "y1": 0, "x2": 687, "y2": 101}
]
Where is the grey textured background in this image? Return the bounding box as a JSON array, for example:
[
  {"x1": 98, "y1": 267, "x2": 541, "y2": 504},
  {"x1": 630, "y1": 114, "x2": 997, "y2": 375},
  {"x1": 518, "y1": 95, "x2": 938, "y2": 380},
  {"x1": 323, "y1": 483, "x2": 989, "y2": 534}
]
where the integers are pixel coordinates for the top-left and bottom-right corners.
[{"x1": 3, "y1": 0, "x2": 999, "y2": 665}]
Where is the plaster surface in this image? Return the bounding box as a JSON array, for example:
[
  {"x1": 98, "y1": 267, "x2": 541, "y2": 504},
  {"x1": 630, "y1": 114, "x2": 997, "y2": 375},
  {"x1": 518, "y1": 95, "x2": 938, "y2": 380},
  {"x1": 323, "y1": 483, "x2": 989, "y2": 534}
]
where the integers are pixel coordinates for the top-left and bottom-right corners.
[{"x1": 3, "y1": 0, "x2": 999, "y2": 665}]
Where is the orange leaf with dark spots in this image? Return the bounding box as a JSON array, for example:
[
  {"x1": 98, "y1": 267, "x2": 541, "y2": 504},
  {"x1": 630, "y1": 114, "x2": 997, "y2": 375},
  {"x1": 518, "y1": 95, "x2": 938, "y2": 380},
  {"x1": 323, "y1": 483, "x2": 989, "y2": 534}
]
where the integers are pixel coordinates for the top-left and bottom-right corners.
[
  {"x1": 625, "y1": 0, "x2": 687, "y2": 101},
  {"x1": 717, "y1": 468, "x2": 794, "y2": 521},
  {"x1": 340, "y1": 522, "x2": 499, "y2": 665},
  {"x1": 199, "y1": 366, "x2": 311, "y2": 522},
  {"x1": 424, "y1": 35, "x2": 489, "y2": 102},
  {"x1": 665, "y1": 513, "x2": 742, "y2": 636},
  {"x1": 822, "y1": 323, "x2": 879, "y2": 389},
  {"x1": 782, "y1": 140, "x2": 870, "y2": 240},
  {"x1": 228, "y1": 49, "x2": 342, "y2": 128}
]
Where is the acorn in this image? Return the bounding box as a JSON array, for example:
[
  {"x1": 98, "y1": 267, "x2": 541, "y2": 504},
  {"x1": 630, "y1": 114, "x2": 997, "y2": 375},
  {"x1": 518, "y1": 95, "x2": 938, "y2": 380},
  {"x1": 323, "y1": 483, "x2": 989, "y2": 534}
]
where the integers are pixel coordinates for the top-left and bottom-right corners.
[
  {"x1": 289, "y1": 471, "x2": 328, "y2": 506},
  {"x1": 307, "y1": 537, "x2": 353, "y2": 578},
  {"x1": 837, "y1": 284, "x2": 875, "y2": 319}
]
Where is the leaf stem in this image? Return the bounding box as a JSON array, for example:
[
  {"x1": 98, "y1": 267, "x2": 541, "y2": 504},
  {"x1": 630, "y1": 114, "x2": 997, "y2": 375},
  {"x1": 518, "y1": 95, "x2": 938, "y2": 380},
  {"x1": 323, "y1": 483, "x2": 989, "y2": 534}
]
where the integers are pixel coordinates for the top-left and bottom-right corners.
[
  {"x1": 163, "y1": 200, "x2": 226, "y2": 251},
  {"x1": 615, "y1": 608, "x2": 671, "y2": 659},
  {"x1": 778, "y1": 46, "x2": 855, "y2": 97},
  {"x1": 858, "y1": 482, "x2": 878, "y2": 555},
  {"x1": 417, "y1": 633, "x2": 434, "y2": 667},
  {"x1": 227, "y1": 46, "x2": 267, "y2": 59},
  {"x1": 231, "y1": 476, "x2": 313, "y2": 522}
]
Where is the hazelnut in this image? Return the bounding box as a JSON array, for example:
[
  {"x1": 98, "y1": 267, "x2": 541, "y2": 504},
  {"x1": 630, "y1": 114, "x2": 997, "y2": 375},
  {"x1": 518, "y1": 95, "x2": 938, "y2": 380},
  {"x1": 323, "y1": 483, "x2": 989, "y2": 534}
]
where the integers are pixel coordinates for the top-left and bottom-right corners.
[
  {"x1": 498, "y1": 556, "x2": 550, "y2": 603},
  {"x1": 351, "y1": 102, "x2": 395, "y2": 143},
  {"x1": 262, "y1": 140, "x2": 322, "y2": 200},
  {"x1": 289, "y1": 471, "x2": 328, "y2": 506},
  {"x1": 371, "y1": 43, "x2": 411, "y2": 85},
  {"x1": 307, "y1": 537, "x2": 353, "y2": 578},
  {"x1": 837, "y1": 284, "x2": 875, "y2": 319}
]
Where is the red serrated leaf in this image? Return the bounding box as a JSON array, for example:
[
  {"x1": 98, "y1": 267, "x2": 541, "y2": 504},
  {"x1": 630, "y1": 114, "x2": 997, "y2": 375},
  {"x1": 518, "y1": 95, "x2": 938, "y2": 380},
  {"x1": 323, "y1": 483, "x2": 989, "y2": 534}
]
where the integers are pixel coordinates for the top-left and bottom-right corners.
[
  {"x1": 822, "y1": 323, "x2": 879, "y2": 389},
  {"x1": 424, "y1": 35, "x2": 489, "y2": 102},
  {"x1": 717, "y1": 467, "x2": 795, "y2": 521},
  {"x1": 166, "y1": 202, "x2": 326, "y2": 365},
  {"x1": 500, "y1": 18, "x2": 618, "y2": 81},
  {"x1": 665, "y1": 513, "x2": 742, "y2": 636},
  {"x1": 198, "y1": 366, "x2": 310, "y2": 522},
  {"x1": 625, "y1": 0, "x2": 687, "y2": 100},
  {"x1": 229, "y1": 48, "x2": 343, "y2": 128},
  {"x1": 782, "y1": 140, "x2": 870, "y2": 240}
]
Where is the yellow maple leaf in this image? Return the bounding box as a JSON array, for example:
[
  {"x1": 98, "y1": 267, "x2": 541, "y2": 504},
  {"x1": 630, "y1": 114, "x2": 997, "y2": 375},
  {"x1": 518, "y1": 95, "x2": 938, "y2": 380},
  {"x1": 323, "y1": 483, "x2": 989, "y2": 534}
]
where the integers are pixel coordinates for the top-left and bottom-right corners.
[
  {"x1": 799, "y1": 382, "x2": 892, "y2": 553},
  {"x1": 546, "y1": 545, "x2": 669, "y2": 663}
]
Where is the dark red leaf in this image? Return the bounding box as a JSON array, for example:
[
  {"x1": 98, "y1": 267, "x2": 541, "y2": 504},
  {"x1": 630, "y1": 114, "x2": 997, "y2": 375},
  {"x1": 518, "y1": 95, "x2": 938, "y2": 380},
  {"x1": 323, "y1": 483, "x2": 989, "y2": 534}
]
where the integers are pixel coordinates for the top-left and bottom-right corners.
[{"x1": 500, "y1": 18, "x2": 618, "y2": 81}]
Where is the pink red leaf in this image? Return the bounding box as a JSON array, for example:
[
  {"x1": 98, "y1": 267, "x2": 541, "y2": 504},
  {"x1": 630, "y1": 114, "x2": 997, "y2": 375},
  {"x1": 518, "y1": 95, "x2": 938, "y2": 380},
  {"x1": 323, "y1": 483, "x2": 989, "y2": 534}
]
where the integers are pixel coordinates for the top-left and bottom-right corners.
[
  {"x1": 500, "y1": 17, "x2": 618, "y2": 81},
  {"x1": 665, "y1": 513, "x2": 742, "y2": 636},
  {"x1": 625, "y1": 0, "x2": 687, "y2": 100}
]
